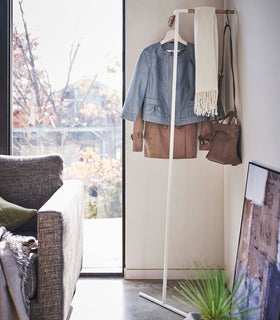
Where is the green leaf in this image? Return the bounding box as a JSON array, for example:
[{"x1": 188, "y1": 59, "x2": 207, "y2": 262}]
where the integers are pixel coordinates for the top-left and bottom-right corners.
[{"x1": 174, "y1": 264, "x2": 260, "y2": 320}]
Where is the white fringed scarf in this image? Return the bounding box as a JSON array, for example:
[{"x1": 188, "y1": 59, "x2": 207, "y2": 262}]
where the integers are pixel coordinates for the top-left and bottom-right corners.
[{"x1": 194, "y1": 7, "x2": 218, "y2": 117}]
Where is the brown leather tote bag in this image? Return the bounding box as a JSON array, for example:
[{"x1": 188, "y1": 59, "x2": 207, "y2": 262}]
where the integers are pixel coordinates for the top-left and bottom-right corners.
[{"x1": 206, "y1": 18, "x2": 241, "y2": 166}]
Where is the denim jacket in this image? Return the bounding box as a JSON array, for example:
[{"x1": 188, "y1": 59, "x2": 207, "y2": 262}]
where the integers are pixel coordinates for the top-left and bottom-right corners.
[{"x1": 121, "y1": 41, "x2": 211, "y2": 125}]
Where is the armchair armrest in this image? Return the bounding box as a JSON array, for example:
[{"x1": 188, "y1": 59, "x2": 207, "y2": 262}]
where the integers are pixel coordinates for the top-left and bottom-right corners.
[{"x1": 32, "y1": 179, "x2": 84, "y2": 320}]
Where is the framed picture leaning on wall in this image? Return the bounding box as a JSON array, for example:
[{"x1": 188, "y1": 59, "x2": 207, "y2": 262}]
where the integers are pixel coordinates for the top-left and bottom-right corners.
[{"x1": 234, "y1": 162, "x2": 280, "y2": 320}]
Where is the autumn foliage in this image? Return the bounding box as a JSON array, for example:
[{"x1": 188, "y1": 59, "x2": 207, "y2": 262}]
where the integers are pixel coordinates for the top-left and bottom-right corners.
[{"x1": 64, "y1": 147, "x2": 121, "y2": 190}]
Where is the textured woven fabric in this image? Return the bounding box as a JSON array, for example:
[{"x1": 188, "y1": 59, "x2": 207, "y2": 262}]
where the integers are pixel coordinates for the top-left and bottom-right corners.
[
  {"x1": 30, "y1": 180, "x2": 84, "y2": 320},
  {"x1": 0, "y1": 155, "x2": 83, "y2": 320},
  {"x1": 25, "y1": 253, "x2": 37, "y2": 299},
  {"x1": 0, "y1": 227, "x2": 35, "y2": 320},
  {"x1": 0, "y1": 154, "x2": 63, "y2": 233},
  {"x1": 0, "y1": 154, "x2": 63, "y2": 209}
]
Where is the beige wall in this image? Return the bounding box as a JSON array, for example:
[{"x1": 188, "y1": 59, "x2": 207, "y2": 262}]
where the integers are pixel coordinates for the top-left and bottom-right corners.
[
  {"x1": 223, "y1": 0, "x2": 280, "y2": 275},
  {"x1": 124, "y1": 0, "x2": 280, "y2": 279},
  {"x1": 125, "y1": 0, "x2": 225, "y2": 279}
]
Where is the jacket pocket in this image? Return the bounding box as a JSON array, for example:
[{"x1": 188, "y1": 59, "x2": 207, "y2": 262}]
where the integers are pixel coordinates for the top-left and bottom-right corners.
[{"x1": 143, "y1": 98, "x2": 166, "y2": 118}]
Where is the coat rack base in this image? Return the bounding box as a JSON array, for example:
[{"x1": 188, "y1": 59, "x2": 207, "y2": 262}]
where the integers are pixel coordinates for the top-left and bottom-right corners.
[{"x1": 138, "y1": 291, "x2": 189, "y2": 319}]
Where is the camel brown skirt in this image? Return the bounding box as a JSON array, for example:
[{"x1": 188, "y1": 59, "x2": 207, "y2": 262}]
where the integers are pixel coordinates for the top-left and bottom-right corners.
[
  {"x1": 143, "y1": 122, "x2": 197, "y2": 159},
  {"x1": 131, "y1": 108, "x2": 211, "y2": 159}
]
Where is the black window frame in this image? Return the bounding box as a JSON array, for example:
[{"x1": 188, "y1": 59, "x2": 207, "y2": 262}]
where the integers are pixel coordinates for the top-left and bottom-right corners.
[{"x1": 0, "y1": 0, "x2": 11, "y2": 155}]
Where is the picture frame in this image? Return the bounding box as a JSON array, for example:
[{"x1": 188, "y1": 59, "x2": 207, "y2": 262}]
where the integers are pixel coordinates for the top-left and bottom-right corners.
[{"x1": 234, "y1": 162, "x2": 280, "y2": 319}]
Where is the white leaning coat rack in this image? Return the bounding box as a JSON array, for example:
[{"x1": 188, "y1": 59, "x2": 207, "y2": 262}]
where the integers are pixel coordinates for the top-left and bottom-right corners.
[{"x1": 138, "y1": 8, "x2": 236, "y2": 319}]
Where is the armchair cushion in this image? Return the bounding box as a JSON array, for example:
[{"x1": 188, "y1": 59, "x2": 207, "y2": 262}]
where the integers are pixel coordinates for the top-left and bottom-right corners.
[
  {"x1": 0, "y1": 154, "x2": 63, "y2": 234},
  {"x1": 0, "y1": 196, "x2": 37, "y2": 231},
  {"x1": 0, "y1": 154, "x2": 63, "y2": 209}
]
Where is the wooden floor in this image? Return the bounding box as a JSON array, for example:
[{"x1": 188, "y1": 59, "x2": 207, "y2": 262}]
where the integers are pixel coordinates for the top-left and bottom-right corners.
[{"x1": 70, "y1": 277, "x2": 194, "y2": 320}]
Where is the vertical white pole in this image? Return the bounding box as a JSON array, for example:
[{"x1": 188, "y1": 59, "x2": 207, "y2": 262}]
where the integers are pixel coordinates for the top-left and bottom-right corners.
[{"x1": 162, "y1": 12, "x2": 180, "y2": 304}]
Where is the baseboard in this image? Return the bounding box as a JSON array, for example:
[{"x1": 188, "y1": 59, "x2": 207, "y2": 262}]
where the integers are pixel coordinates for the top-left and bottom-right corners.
[{"x1": 124, "y1": 268, "x2": 212, "y2": 280}]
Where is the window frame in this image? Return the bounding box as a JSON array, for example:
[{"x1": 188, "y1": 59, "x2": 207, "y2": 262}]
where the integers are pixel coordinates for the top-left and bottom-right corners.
[{"x1": 0, "y1": 0, "x2": 12, "y2": 154}]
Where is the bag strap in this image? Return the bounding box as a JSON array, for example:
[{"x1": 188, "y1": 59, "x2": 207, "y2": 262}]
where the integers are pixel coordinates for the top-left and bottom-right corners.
[{"x1": 216, "y1": 12, "x2": 237, "y2": 119}]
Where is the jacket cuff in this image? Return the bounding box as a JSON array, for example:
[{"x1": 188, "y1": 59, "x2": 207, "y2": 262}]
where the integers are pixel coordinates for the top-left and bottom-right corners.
[
  {"x1": 131, "y1": 133, "x2": 143, "y2": 152},
  {"x1": 120, "y1": 110, "x2": 137, "y2": 122}
]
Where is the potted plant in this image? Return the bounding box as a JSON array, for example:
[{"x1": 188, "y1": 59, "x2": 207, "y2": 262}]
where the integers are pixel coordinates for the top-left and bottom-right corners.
[{"x1": 174, "y1": 263, "x2": 260, "y2": 320}]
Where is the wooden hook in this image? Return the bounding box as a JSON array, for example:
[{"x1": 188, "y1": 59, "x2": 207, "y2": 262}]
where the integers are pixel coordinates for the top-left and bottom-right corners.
[{"x1": 168, "y1": 15, "x2": 175, "y2": 28}]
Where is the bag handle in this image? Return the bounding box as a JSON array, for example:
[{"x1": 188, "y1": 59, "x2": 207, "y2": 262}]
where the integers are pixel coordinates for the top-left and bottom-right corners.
[{"x1": 216, "y1": 12, "x2": 237, "y2": 120}]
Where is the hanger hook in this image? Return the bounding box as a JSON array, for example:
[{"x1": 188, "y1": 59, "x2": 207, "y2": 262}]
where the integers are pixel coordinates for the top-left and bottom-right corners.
[{"x1": 225, "y1": 9, "x2": 230, "y2": 25}]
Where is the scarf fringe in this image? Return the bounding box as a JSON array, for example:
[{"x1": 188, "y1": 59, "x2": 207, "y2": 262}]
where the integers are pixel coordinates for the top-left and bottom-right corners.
[{"x1": 194, "y1": 89, "x2": 218, "y2": 117}]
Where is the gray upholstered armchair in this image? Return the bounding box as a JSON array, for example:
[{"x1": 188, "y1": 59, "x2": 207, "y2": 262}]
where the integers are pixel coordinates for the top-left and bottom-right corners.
[{"x1": 0, "y1": 154, "x2": 84, "y2": 320}]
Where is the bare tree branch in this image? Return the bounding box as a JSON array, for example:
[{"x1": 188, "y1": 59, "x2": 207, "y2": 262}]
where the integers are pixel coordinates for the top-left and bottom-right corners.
[
  {"x1": 60, "y1": 42, "x2": 80, "y2": 104},
  {"x1": 13, "y1": 82, "x2": 28, "y2": 106},
  {"x1": 14, "y1": 27, "x2": 35, "y2": 86},
  {"x1": 13, "y1": 97, "x2": 27, "y2": 110},
  {"x1": 35, "y1": 69, "x2": 59, "y2": 124},
  {"x1": 18, "y1": 0, "x2": 42, "y2": 108}
]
